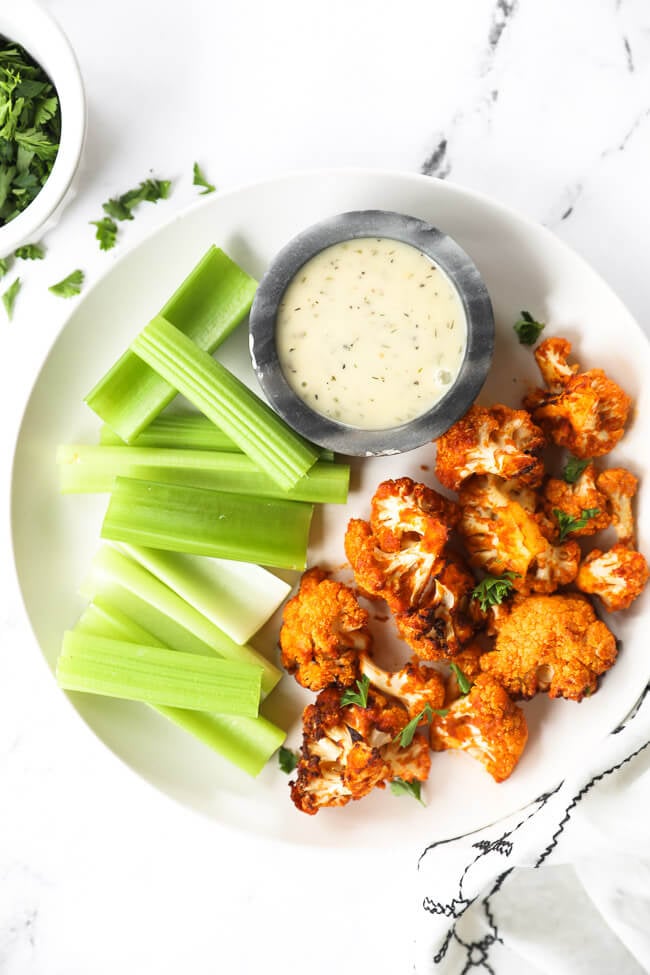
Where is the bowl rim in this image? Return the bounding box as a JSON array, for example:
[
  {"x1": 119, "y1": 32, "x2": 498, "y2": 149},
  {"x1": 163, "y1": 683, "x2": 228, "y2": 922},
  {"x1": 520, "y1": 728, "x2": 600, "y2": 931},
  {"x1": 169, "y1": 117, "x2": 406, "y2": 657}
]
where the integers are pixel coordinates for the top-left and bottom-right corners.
[
  {"x1": 249, "y1": 208, "x2": 495, "y2": 455},
  {"x1": 0, "y1": 0, "x2": 86, "y2": 257}
]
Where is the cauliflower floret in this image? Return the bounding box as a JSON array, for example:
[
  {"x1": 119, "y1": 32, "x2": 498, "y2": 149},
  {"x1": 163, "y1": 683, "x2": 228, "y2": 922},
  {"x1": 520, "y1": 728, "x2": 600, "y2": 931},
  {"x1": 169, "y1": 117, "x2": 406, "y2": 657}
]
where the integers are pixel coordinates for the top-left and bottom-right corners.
[
  {"x1": 434, "y1": 404, "x2": 546, "y2": 492},
  {"x1": 279, "y1": 567, "x2": 369, "y2": 691},
  {"x1": 481, "y1": 593, "x2": 618, "y2": 701},
  {"x1": 290, "y1": 686, "x2": 431, "y2": 815},
  {"x1": 430, "y1": 673, "x2": 528, "y2": 782},
  {"x1": 459, "y1": 475, "x2": 579, "y2": 594},
  {"x1": 597, "y1": 468, "x2": 638, "y2": 547},
  {"x1": 345, "y1": 479, "x2": 462, "y2": 615},
  {"x1": 526, "y1": 537, "x2": 581, "y2": 594},
  {"x1": 531, "y1": 337, "x2": 578, "y2": 392},
  {"x1": 394, "y1": 551, "x2": 480, "y2": 660},
  {"x1": 577, "y1": 544, "x2": 649, "y2": 612},
  {"x1": 458, "y1": 475, "x2": 546, "y2": 579},
  {"x1": 359, "y1": 654, "x2": 446, "y2": 719},
  {"x1": 345, "y1": 517, "x2": 442, "y2": 613},
  {"x1": 370, "y1": 476, "x2": 459, "y2": 553},
  {"x1": 543, "y1": 464, "x2": 611, "y2": 538},
  {"x1": 524, "y1": 338, "x2": 631, "y2": 458}
]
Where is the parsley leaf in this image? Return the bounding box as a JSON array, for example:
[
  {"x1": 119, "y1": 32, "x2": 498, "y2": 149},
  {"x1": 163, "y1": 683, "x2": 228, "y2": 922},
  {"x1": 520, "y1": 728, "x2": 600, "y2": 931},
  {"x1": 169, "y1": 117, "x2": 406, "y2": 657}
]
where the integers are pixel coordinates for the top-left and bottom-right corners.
[
  {"x1": 340, "y1": 674, "x2": 370, "y2": 709},
  {"x1": 562, "y1": 455, "x2": 590, "y2": 484},
  {"x1": 390, "y1": 777, "x2": 425, "y2": 805},
  {"x1": 102, "y1": 196, "x2": 133, "y2": 221},
  {"x1": 395, "y1": 704, "x2": 433, "y2": 748},
  {"x1": 513, "y1": 310, "x2": 545, "y2": 346},
  {"x1": 471, "y1": 572, "x2": 519, "y2": 611},
  {"x1": 14, "y1": 242, "x2": 44, "y2": 260},
  {"x1": 0, "y1": 257, "x2": 10, "y2": 279},
  {"x1": 102, "y1": 178, "x2": 171, "y2": 222},
  {"x1": 49, "y1": 269, "x2": 84, "y2": 298},
  {"x1": 193, "y1": 161, "x2": 216, "y2": 194},
  {"x1": 90, "y1": 216, "x2": 118, "y2": 251},
  {"x1": 449, "y1": 662, "x2": 472, "y2": 696},
  {"x1": 278, "y1": 746, "x2": 299, "y2": 774},
  {"x1": 2, "y1": 276, "x2": 21, "y2": 319},
  {"x1": 554, "y1": 507, "x2": 600, "y2": 541}
]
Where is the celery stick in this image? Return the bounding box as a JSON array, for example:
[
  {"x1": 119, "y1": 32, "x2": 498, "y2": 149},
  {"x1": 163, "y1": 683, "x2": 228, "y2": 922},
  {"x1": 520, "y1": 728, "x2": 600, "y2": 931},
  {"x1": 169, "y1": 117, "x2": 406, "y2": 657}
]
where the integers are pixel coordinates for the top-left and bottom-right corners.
[
  {"x1": 58, "y1": 444, "x2": 349, "y2": 504},
  {"x1": 101, "y1": 477, "x2": 313, "y2": 570},
  {"x1": 99, "y1": 416, "x2": 240, "y2": 452},
  {"x1": 57, "y1": 633, "x2": 262, "y2": 715},
  {"x1": 79, "y1": 545, "x2": 281, "y2": 695},
  {"x1": 99, "y1": 416, "x2": 336, "y2": 461},
  {"x1": 85, "y1": 247, "x2": 257, "y2": 442},
  {"x1": 153, "y1": 706, "x2": 285, "y2": 776},
  {"x1": 74, "y1": 599, "x2": 285, "y2": 776},
  {"x1": 115, "y1": 543, "x2": 289, "y2": 646},
  {"x1": 131, "y1": 315, "x2": 318, "y2": 490}
]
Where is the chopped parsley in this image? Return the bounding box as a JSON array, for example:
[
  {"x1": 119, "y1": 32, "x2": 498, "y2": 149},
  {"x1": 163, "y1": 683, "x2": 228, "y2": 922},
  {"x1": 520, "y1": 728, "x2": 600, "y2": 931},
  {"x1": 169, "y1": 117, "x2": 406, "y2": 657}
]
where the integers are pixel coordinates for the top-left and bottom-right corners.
[
  {"x1": 90, "y1": 216, "x2": 118, "y2": 251},
  {"x1": 0, "y1": 257, "x2": 9, "y2": 278},
  {"x1": 340, "y1": 674, "x2": 370, "y2": 709},
  {"x1": 554, "y1": 507, "x2": 600, "y2": 541},
  {"x1": 395, "y1": 703, "x2": 449, "y2": 748},
  {"x1": 2, "y1": 276, "x2": 21, "y2": 318},
  {"x1": 14, "y1": 243, "x2": 44, "y2": 260},
  {"x1": 449, "y1": 662, "x2": 472, "y2": 696},
  {"x1": 102, "y1": 178, "x2": 171, "y2": 222},
  {"x1": 193, "y1": 161, "x2": 216, "y2": 194},
  {"x1": 471, "y1": 571, "x2": 519, "y2": 611},
  {"x1": 390, "y1": 777, "x2": 425, "y2": 805},
  {"x1": 562, "y1": 455, "x2": 590, "y2": 484},
  {"x1": 0, "y1": 38, "x2": 61, "y2": 226},
  {"x1": 513, "y1": 310, "x2": 545, "y2": 345},
  {"x1": 49, "y1": 269, "x2": 84, "y2": 298},
  {"x1": 93, "y1": 177, "x2": 172, "y2": 248},
  {"x1": 396, "y1": 704, "x2": 433, "y2": 748},
  {"x1": 278, "y1": 746, "x2": 299, "y2": 774}
]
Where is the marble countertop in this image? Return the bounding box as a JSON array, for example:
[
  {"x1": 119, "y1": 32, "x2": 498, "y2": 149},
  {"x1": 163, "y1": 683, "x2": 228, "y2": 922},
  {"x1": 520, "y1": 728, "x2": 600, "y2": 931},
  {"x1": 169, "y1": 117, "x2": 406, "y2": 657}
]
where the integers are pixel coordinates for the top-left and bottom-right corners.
[{"x1": 2, "y1": 1, "x2": 649, "y2": 971}]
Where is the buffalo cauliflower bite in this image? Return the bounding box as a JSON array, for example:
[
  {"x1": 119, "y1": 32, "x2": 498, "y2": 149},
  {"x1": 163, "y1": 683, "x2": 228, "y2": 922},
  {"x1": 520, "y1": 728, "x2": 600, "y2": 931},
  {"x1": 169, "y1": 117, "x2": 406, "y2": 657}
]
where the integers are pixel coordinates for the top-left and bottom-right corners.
[
  {"x1": 370, "y1": 476, "x2": 459, "y2": 553},
  {"x1": 290, "y1": 686, "x2": 431, "y2": 815},
  {"x1": 346, "y1": 518, "x2": 441, "y2": 613},
  {"x1": 279, "y1": 567, "x2": 369, "y2": 691},
  {"x1": 481, "y1": 593, "x2": 618, "y2": 701},
  {"x1": 577, "y1": 544, "x2": 649, "y2": 612},
  {"x1": 394, "y1": 551, "x2": 479, "y2": 659},
  {"x1": 531, "y1": 337, "x2": 578, "y2": 392},
  {"x1": 543, "y1": 464, "x2": 611, "y2": 537},
  {"x1": 524, "y1": 338, "x2": 631, "y2": 458},
  {"x1": 527, "y1": 537, "x2": 581, "y2": 594},
  {"x1": 430, "y1": 673, "x2": 528, "y2": 782},
  {"x1": 434, "y1": 404, "x2": 546, "y2": 492},
  {"x1": 459, "y1": 475, "x2": 580, "y2": 594},
  {"x1": 358, "y1": 654, "x2": 446, "y2": 719},
  {"x1": 597, "y1": 468, "x2": 638, "y2": 547},
  {"x1": 458, "y1": 474, "x2": 580, "y2": 593},
  {"x1": 459, "y1": 475, "x2": 547, "y2": 581}
]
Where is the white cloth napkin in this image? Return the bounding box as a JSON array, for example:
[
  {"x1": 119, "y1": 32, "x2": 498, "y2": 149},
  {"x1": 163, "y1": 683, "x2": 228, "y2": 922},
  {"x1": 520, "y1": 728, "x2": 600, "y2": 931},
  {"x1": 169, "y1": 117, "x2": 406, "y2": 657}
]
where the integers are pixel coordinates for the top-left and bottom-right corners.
[{"x1": 413, "y1": 683, "x2": 650, "y2": 974}]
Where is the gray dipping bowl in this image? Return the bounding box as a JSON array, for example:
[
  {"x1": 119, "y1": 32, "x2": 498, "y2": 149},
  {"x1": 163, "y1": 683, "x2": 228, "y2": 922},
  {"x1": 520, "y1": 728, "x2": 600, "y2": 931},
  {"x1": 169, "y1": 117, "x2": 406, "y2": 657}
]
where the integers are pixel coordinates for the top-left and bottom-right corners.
[{"x1": 249, "y1": 210, "x2": 494, "y2": 456}]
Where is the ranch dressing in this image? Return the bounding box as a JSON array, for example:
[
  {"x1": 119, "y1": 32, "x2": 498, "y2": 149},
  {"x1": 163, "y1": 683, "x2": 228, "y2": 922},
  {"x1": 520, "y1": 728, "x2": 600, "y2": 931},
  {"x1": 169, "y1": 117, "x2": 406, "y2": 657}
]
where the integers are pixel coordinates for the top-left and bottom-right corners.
[{"x1": 275, "y1": 237, "x2": 467, "y2": 430}]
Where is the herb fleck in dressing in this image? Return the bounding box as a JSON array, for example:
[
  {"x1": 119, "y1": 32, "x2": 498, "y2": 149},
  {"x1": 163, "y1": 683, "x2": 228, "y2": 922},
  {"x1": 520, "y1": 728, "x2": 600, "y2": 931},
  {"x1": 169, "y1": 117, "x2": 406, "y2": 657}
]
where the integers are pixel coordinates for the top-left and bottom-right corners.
[{"x1": 276, "y1": 237, "x2": 467, "y2": 429}]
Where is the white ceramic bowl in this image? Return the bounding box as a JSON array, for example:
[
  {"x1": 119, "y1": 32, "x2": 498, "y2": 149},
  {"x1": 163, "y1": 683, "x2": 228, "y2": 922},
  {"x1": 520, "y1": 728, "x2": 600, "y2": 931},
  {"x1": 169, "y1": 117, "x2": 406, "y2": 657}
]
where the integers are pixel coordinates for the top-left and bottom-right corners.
[{"x1": 0, "y1": 0, "x2": 86, "y2": 258}]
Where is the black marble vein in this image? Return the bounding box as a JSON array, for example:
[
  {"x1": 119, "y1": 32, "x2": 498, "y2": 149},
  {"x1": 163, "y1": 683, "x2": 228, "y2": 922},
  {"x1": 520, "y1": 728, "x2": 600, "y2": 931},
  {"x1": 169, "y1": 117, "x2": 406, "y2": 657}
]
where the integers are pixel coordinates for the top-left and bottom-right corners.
[
  {"x1": 421, "y1": 138, "x2": 451, "y2": 179},
  {"x1": 487, "y1": 0, "x2": 519, "y2": 55}
]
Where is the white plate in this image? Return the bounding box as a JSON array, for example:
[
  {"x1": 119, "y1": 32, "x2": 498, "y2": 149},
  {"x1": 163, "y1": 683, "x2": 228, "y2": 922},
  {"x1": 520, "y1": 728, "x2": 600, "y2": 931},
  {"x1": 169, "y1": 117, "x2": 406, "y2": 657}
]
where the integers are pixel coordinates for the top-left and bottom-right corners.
[{"x1": 10, "y1": 169, "x2": 650, "y2": 850}]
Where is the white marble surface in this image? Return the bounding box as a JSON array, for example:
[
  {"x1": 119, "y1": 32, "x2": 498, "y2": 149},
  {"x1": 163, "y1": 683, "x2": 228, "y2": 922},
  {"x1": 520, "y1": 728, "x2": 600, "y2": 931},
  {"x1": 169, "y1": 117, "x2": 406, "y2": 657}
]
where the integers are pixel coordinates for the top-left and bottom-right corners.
[{"x1": 2, "y1": 0, "x2": 650, "y2": 971}]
